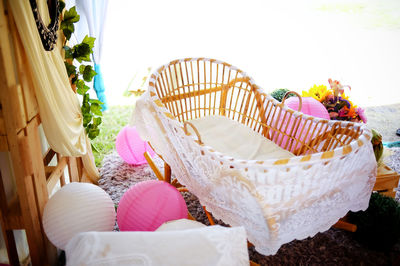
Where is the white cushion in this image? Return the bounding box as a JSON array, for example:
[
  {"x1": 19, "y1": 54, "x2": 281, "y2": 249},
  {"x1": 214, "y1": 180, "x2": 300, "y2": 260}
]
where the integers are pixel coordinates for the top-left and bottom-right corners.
[
  {"x1": 65, "y1": 226, "x2": 249, "y2": 266},
  {"x1": 188, "y1": 115, "x2": 294, "y2": 160}
]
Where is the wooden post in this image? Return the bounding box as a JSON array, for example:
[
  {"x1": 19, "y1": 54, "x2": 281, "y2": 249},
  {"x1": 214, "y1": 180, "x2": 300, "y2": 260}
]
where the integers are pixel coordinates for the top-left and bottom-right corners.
[
  {"x1": 57, "y1": 153, "x2": 66, "y2": 187},
  {"x1": 68, "y1": 157, "x2": 80, "y2": 183},
  {"x1": 17, "y1": 125, "x2": 52, "y2": 265},
  {"x1": 1, "y1": 1, "x2": 49, "y2": 264},
  {"x1": 0, "y1": 172, "x2": 20, "y2": 266}
]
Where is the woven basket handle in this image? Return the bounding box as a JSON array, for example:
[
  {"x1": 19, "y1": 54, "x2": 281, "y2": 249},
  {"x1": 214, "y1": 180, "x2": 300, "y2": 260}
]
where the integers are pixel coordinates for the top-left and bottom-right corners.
[
  {"x1": 280, "y1": 91, "x2": 302, "y2": 112},
  {"x1": 183, "y1": 121, "x2": 203, "y2": 145}
]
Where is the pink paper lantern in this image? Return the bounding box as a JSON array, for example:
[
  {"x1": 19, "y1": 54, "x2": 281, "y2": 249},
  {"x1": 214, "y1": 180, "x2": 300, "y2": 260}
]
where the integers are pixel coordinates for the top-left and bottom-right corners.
[
  {"x1": 117, "y1": 180, "x2": 188, "y2": 231},
  {"x1": 116, "y1": 126, "x2": 155, "y2": 165},
  {"x1": 274, "y1": 97, "x2": 330, "y2": 153},
  {"x1": 285, "y1": 97, "x2": 330, "y2": 119}
]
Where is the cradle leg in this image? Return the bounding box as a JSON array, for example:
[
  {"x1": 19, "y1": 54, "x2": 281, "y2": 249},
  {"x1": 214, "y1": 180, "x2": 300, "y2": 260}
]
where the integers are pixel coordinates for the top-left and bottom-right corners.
[
  {"x1": 164, "y1": 162, "x2": 171, "y2": 184},
  {"x1": 203, "y1": 206, "x2": 215, "y2": 225},
  {"x1": 144, "y1": 152, "x2": 164, "y2": 181},
  {"x1": 187, "y1": 212, "x2": 196, "y2": 221},
  {"x1": 333, "y1": 220, "x2": 357, "y2": 232}
]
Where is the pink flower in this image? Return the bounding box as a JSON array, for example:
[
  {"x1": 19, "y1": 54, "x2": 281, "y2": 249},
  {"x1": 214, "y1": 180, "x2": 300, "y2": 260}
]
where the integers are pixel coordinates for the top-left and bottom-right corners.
[
  {"x1": 329, "y1": 112, "x2": 338, "y2": 119},
  {"x1": 356, "y1": 107, "x2": 367, "y2": 123},
  {"x1": 338, "y1": 108, "x2": 348, "y2": 117}
]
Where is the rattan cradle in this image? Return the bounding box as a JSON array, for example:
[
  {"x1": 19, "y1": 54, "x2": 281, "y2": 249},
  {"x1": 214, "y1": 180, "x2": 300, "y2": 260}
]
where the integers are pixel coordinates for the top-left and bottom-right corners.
[{"x1": 134, "y1": 58, "x2": 377, "y2": 255}]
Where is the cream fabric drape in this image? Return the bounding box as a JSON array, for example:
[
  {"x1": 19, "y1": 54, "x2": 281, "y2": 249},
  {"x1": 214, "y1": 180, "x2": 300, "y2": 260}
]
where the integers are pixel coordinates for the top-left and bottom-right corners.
[{"x1": 9, "y1": 0, "x2": 99, "y2": 180}]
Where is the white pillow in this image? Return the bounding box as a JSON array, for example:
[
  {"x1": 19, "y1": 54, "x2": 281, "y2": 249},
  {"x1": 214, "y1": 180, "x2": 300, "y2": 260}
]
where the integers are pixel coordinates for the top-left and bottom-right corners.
[
  {"x1": 65, "y1": 226, "x2": 249, "y2": 266},
  {"x1": 188, "y1": 115, "x2": 294, "y2": 160}
]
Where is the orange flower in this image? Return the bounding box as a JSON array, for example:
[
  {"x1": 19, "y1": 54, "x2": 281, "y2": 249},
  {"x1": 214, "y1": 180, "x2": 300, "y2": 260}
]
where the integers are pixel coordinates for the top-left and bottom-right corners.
[{"x1": 347, "y1": 107, "x2": 357, "y2": 118}]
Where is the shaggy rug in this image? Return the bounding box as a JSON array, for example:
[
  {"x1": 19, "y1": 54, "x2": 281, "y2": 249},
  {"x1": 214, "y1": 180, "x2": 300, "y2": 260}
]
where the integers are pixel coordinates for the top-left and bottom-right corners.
[{"x1": 98, "y1": 148, "x2": 400, "y2": 265}]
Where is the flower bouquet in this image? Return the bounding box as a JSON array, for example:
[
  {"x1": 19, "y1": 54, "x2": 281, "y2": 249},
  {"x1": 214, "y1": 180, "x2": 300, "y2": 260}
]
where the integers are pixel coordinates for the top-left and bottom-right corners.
[
  {"x1": 302, "y1": 79, "x2": 367, "y2": 123},
  {"x1": 302, "y1": 80, "x2": 385, "y2": 162}
]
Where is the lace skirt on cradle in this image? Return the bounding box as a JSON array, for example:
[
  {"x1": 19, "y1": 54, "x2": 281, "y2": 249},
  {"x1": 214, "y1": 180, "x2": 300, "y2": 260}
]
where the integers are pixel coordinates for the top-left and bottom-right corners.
[{"x1": 134, "y1": 89, "x2": 377, "y2": 256}]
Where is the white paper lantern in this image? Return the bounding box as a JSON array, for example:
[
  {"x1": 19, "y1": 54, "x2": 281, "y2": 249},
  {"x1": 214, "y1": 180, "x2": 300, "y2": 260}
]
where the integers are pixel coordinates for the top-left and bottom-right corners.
[{"x1": 42, "y1": 182, "x2": 115, "y2": 250}]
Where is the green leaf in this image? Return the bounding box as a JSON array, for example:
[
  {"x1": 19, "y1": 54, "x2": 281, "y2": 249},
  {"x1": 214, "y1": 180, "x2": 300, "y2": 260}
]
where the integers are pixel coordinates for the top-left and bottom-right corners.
[
  {"x1": 75, "y1": 79, "x2": 85, "y2": 89},
  {"x1": 79, "y1": 65, "x2": 97, "y2": 82},
  {"x1": 93, "y1": 117, "x2": 102, "y2": 126},
  {"x1": 81, "y1": 103, "x2": 90, "y2": 115},
  {"x1": 76, "y1": 82, "x2": 89, "y2": 95},
  {"x1": 83, "y1": 113, "x2": 92, "y2": 127},
  {"x1": 71, "y1": 36, "x2": 96, "y2": 62},
  {"x1": 89, "y1": 99, "x2": 103, "y2": 105},
  {"x1": 82, "y1": 93, "x2": 90, "y2": 104},
  {"x1": 82, "y1": 85, "x2": 90, "y2": 94},
  {"x1": 90, "y1": 103, "x2": 102, "y2": 116},
  {"x1": 88, "y1": 127, "x2": 100, "y2": 139},
  {"x1": 61, "y1": 23, "x2": 74, "y2": 40},
  {"x1": 60, "y1": 7, "x2": 79, "y2": 41},
  {"x1": 63, "y1": 6, "x2": 80, "y2": 23},
  {"x1": 60, "y1": 20, "x2": 73, "y2": 31},
  {"x1": 79, "y1": 65, "x2": 85, "y2": 73},
  {"x1": 72, "y1": 43, "x2": 91, "y2": 62},
  {"x1": 63, "y1": 46, "x2": 73, "y2": 59},
  {"x1": 82, "y1": 35, "x2": 95, "y2": 49},
  {"x1": 64, "y1": 62, "x2": 76, "y2": 77}
]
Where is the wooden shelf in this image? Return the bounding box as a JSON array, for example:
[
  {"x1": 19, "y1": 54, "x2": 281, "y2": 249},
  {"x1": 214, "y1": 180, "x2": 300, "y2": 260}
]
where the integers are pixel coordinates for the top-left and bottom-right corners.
[{"x1": 374, "y1": 163, "x2": 399, "y2": 198}]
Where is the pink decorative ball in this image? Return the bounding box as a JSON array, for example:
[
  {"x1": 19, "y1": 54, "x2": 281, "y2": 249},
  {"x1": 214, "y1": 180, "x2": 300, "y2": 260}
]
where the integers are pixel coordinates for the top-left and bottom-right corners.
[
  {"x1": 115, "y1": 126, "x2": 155, "y2": 165},
  {"x1": 275, "y1": 97, "x2": 330, "y2": 152},
  {"x1": 117, "y1": 180, "x2": 188, "y2": 231}
]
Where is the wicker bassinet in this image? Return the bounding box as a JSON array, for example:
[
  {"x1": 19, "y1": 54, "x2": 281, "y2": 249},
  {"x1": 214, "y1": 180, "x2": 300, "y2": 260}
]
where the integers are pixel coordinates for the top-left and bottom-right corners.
[{"x1": 133, "y1": 58, "x2": 377, "y2": 255}]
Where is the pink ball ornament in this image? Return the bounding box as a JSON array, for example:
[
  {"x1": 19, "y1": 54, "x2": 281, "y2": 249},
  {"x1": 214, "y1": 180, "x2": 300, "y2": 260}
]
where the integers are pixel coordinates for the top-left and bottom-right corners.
[
  {"x1": 116, "y1": 126, "x2": 155, "y2": 165},
  {"x1": 274, "y1": 97, "x2": 330, "y2": 153},
  {"x1": 117, "y1": 180, "x2": 188, "y2": 231},
  {"x1": 285, "y1": 97, "x2": 330, "y2": 119}
]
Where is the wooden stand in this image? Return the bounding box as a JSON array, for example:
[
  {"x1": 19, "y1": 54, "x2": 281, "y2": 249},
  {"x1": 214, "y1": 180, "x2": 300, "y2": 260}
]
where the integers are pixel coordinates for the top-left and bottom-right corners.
[
  {"x1": 0, "y1": 2, "x2": 95, "y2": 265},
  {"x1": 373, "y1": 163, "x2": 399, "y2": 198}
]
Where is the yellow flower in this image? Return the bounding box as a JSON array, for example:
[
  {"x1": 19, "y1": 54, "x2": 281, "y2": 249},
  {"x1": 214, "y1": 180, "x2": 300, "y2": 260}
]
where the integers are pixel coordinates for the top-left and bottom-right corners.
[
  {"x1": 340, "y1": 92, "x2": 350, "y2": 100},
  {"x1": 302, "y1": 84, "x2": 331, "y2": 102}
]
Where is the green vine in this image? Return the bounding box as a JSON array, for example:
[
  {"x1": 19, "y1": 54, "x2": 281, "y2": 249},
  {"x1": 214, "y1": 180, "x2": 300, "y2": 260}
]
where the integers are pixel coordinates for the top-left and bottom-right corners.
[{"x1": 59, "y1": 5, "x2": 102, "y2": 140}]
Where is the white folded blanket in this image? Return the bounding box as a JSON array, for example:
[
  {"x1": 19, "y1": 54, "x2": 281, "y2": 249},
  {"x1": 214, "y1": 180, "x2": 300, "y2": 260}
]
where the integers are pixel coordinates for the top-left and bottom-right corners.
[{"x1": 65, "y1": 224, "x2": 249, "y2": 266}]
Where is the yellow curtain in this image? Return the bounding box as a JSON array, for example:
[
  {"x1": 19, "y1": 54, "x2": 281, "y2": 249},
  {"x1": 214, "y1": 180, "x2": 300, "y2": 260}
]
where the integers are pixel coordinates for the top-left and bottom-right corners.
[{"x1": 9, "y1": 0, "x2": 99, "y2": 180}]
